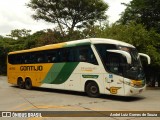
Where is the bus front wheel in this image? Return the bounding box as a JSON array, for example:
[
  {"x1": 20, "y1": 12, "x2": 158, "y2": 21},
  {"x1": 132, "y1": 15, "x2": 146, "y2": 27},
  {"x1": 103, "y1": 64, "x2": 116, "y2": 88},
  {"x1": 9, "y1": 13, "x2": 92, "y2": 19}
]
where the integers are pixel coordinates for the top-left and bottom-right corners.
[
  {"x1": 17, "y1": 78, "x2": 25, "y2": 89},
  {"x1": 25, "y1": 78, "x2": 32, "y2": 90},
  {"x1": 85, "y1": 81, "x2": 100, "y2": 98}
]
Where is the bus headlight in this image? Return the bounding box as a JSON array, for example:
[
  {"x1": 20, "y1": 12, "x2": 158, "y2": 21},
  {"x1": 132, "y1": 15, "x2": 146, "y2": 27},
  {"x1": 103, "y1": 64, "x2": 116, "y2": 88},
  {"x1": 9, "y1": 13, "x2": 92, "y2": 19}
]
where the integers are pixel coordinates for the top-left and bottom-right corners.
[
  {"x1": 130, "y1": 82, "x2": 135, "y2": 87},
  {"x1": 130, "y1": 80, "x2": 143, "y2": 87}
]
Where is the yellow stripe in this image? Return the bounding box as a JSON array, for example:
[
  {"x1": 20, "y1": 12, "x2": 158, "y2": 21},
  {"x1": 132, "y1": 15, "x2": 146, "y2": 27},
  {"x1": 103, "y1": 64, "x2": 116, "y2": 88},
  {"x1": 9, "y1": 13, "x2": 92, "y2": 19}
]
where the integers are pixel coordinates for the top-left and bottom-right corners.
[
  {"x1": 9, "y1": 103, "x2": 27, "y2": 111},
  {"x1": 28, "y1": 117, "x2": 43, "y2": 120},
  {"x1": 9, "y1": 43, "x2": 66, "y2": 54},
  {"x1": 8, "y1": 63, "x2": 53, "y2": 87}
]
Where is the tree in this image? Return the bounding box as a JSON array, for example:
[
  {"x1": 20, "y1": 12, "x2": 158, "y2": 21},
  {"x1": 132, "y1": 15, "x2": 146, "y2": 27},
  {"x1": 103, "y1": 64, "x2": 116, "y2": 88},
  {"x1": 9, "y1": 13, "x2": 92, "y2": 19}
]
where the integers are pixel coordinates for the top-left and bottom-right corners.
[
  {"x1": 7, "y1": 29, "x2": 31, "y2": 39},
  {"x1": 27, "y1": 0, "x2": 108, "y2": 34},
  {"x1": 0, "y1": 35, "x2": 3, "y2": 39},
  {"x1": 119, "y1": 0, "x2": 160, "y2": 33},
  {"x1": 36, "y1": 29, "x2": 64, "y2": 46},
  {"x1": 84, "y1": 22, "x2": 160, "y2": 85}
]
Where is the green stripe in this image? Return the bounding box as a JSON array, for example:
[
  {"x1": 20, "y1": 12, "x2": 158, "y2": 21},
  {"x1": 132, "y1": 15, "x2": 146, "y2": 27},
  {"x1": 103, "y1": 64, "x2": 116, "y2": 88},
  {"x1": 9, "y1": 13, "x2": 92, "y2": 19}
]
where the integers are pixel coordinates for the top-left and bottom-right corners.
[
  {"x1": 42, "y1": 63, "x2": 65, "y2": 84},
  {"x1": 42, "y1": 62, "x2": 79, "y2": 84},
  {"x1": 82, "y1": 75, "x2": 99, "y2": 79}
]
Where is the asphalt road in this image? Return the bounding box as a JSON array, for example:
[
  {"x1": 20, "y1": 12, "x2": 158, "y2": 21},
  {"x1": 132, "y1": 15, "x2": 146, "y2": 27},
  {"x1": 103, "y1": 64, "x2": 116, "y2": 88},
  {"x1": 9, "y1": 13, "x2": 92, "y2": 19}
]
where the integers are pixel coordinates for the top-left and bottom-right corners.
[{"x1": 0, "y1": 76, "x2": 160, "y2": 120}]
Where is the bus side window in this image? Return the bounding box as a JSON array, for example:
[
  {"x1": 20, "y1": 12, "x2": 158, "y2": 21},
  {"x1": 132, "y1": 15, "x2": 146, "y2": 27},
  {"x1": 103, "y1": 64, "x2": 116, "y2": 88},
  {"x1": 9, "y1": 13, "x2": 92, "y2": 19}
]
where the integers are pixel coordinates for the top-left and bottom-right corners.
[
  {"x1": 78, "y1": 47, "x2": 88, "y2": 62},
  {"x1": 90, "y1": 53, "x2": 97, "y2": 65},
  {"x1": 17, "y1": 54, "x2": 23, "y2": 64},
  {"x1": 8, "y1": 54, "x2": 17, "y2": 64},
  {"x1": 57, "y1": 48, "x2": 75, "y2": 62},
  {"x1": 76, "y1": 45, "x2": 98, "y2": 65},
  {"x1": 59, "y1": 49, "x2": 67, "y2": 62},
  {"x1": 37, "y1": 57, "x2": 43, "y2": 63},
  {"x1": 24, "y1": 54, "x2": 30, "y2": 64},
  {"x1": 46, "y1": 50, "x2": 58, "y2": 63},
  {"x1": 79, "y1": 54, "x2": 86, "y2": 62},
  {"x1": 67, "y1": 48, "x2": 75, "y2": 62}
]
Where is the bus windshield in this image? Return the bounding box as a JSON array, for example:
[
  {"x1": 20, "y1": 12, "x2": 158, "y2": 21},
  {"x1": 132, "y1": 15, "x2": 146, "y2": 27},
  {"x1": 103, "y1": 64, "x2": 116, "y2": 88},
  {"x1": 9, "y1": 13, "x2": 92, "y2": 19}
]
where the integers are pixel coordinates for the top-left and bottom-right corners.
[
  {"x1": 95, "y1": 44, "x2": 145, "y2": 80},
  {"x1": 118, "y1": 46, "x2": 145, "y2": 80}
]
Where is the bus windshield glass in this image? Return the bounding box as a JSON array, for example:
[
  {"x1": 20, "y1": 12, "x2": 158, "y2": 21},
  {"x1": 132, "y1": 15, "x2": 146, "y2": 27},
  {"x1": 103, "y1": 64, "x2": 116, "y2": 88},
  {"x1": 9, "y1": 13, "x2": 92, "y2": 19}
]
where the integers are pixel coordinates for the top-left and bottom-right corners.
[
  {"x1": 118, "y1": 46, "x2": 145, "y2": 80},
  {"x1": 95, "y1": 44, "x2": 145, "y2": 80}
]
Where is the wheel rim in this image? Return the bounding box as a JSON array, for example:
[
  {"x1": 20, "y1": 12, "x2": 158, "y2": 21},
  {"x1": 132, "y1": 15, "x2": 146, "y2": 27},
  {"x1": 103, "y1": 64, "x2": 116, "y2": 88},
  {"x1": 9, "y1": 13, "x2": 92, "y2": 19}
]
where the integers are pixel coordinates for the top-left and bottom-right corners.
[
  {"x1": 25, "y1": 79, "x2": 32, "y2": 90},
  {"x1": 19, "y1": 81, "x2": 23, "y2": 87},
  {"x1": 26, "y1": 80, "x2": 30, "y2": 87},
  {"x1": 18, "y1": 80, "x2": 23, "y2": 88},
  {"x1": 90, "y1": 86, "x2": 98, "y2": 94}
]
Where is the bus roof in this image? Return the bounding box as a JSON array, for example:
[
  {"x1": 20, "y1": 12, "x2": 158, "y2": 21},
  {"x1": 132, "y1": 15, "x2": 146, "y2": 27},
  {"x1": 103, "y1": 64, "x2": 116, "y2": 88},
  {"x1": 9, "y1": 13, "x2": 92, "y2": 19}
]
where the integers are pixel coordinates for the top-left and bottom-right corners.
[{"x1": 9, "y1": 38, "x2": 135, "y2": 54}]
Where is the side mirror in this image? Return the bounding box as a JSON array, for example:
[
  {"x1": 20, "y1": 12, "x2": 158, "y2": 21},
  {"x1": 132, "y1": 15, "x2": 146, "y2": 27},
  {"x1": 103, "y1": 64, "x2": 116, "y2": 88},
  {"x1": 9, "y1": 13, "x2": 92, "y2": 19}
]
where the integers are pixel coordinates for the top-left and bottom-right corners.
[
  {"x1": 107, "y1": 50, "x2": 132, "y2": 64},
  {"x1": 138, "y1": 53, "x2": 151, "y2": 64}
]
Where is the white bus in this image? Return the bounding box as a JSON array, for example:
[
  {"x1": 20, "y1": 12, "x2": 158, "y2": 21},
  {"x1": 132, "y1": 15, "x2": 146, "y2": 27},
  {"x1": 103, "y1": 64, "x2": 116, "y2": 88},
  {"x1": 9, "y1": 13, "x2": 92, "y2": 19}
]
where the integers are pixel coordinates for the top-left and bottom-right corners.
[{"x1": 8, "y1": 38, "x2": 150, "y2": 97}]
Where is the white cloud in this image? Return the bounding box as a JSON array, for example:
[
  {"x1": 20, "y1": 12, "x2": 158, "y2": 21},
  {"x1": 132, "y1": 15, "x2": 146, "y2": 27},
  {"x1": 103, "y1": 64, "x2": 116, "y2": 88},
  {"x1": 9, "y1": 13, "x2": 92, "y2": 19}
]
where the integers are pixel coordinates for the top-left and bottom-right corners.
[
  {"x1": 0, "y1": 0, "x2": 54, "y2": 36},
  {"x1": 105, "y1": 0, "x2": 131, "y2": 24},
  {"x1": 0, "y1": 0, "x2": 132, "y2": 36}
]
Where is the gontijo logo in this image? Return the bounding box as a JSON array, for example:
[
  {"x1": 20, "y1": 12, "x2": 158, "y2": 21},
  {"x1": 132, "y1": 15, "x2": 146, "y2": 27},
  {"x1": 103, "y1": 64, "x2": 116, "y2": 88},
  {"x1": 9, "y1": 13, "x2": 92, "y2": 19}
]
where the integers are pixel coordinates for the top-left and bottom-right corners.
[
  {"x1": 106, "y1": 87, "x2": 121, "y2": 94},
  {"x1": 20, "y1": 66, "x2": 43, "y2": 71}
]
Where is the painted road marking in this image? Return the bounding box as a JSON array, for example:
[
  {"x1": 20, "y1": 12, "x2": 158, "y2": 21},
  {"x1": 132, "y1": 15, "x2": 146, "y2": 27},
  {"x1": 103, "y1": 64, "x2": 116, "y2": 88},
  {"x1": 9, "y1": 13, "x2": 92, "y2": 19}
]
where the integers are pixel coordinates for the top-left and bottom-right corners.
[
  {"x1": 9, "y1": 103, "x2": 85, "y2": 111},
  {"x1": 28, "y1": 117, "x2": 43, "y2": 120},
  {"x1": 8, "y1": 103, "x2": 27, "y2": 111}
]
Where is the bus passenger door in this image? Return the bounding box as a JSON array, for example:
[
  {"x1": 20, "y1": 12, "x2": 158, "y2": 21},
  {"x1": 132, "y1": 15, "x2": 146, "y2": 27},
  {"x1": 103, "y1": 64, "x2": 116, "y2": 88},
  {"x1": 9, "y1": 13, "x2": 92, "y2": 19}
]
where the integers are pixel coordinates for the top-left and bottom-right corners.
[{"x1": 104, "y1": 52, "x2": 125, "y2": 95}]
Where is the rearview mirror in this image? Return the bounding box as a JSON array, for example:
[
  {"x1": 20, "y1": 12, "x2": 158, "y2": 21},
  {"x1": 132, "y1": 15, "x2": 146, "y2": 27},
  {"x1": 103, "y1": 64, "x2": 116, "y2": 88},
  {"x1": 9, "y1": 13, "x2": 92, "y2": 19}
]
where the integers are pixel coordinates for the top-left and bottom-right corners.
[
  {"x1": 107, "y1": 50, "x2": 132, "y2": 64},
  {"x1": 138, "y1": 53, "x2": 151, "y2": 64}
]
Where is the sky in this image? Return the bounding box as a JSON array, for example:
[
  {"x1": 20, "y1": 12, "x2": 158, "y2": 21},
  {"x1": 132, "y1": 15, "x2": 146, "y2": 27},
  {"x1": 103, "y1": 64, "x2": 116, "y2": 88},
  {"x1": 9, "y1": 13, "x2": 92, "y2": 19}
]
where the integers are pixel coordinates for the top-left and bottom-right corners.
[{"x1": 0, "y1": 0, "x2": 131, "y2": 36}]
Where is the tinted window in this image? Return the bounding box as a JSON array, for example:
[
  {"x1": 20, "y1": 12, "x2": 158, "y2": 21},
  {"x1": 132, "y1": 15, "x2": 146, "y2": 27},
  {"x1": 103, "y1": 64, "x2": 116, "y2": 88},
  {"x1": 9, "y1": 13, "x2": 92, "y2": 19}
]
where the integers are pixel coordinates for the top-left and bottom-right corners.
[
  {"x1": 8, "y1": 45, "x2": 98, "y2": 65},
  {"x1": 76, "y1": 45, "x2": 98, "y2": 65},
  {"x1": 95, "y1": 44, "x2": 123, "y2": 75},
  {"x1": 46, "y1": 50, "x2": 59, "y2": 63}
]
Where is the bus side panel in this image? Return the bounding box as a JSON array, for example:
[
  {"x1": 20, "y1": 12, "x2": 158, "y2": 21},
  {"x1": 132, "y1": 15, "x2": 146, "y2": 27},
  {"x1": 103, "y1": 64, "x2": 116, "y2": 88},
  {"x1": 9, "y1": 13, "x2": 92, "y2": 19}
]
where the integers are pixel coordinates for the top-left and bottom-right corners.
[
  {"x1": 27, "y1": 63, "x2": 53, "y2": 87},
  {"x1": 64, "y1": 62, "x2": 106, "y2": 93},
  {"x1": 7, "y1": 64, "x2": 24, "y2": 85},
  {"x1": 41, "y1": 63, "x2": 79, "y2": 90},
  {"x1": 39, "y1": 62, "x2": 105, "y2": 93},
  {"x1": 7, "y1": 63, "x2": 53, "y2": 87}
]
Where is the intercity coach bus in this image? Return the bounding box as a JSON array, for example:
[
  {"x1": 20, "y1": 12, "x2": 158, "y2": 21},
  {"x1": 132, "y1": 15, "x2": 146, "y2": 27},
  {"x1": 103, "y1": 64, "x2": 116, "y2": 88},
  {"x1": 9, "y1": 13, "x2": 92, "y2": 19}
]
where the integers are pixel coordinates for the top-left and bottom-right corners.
[{"x1": 7, "y1": 38, "x2": 150, "y2": 97}]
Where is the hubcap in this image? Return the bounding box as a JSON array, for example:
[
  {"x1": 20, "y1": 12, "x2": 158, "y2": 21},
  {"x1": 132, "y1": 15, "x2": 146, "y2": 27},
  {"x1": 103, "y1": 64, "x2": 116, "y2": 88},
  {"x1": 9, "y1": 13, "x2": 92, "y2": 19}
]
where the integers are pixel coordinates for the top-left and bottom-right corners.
[{"x1": 90, "y1": 86, "x2": 97, "y2": 93}]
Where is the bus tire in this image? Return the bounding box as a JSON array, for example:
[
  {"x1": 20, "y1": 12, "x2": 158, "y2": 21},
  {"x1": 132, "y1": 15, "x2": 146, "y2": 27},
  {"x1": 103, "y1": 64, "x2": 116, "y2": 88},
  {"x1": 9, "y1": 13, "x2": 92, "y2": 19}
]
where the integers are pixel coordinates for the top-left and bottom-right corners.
[
  {"x1": 85, "y1": 81, "x2": 100, "y2": 98},
  {"x1": 17, "y1": 78, "x2": 25, "y2": 89},
  {"x1": 25, "y1": 78, "x2": 32, "y2": 90}
]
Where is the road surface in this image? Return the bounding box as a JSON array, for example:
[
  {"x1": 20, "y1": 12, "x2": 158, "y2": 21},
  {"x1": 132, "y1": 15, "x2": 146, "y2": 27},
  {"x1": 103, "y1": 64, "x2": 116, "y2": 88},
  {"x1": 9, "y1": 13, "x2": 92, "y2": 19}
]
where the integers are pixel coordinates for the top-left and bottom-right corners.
[{"x1": 0, "y1": 76, "x2": 159, "y2": 120}]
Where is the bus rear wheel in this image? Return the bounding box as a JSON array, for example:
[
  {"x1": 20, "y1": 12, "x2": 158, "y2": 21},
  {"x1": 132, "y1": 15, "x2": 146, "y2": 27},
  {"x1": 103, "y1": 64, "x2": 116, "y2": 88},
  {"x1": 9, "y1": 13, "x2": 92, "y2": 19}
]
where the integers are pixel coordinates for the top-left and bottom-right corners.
[
  {"x1": 25, "y1": 78, "x2": 32, "y2": 90},
  {"x1": 85, "y1": 82, "x2": 100, "y2": 98},
  {"x1": 17, "y1": 78, "x2": 25, "y2": 89}
]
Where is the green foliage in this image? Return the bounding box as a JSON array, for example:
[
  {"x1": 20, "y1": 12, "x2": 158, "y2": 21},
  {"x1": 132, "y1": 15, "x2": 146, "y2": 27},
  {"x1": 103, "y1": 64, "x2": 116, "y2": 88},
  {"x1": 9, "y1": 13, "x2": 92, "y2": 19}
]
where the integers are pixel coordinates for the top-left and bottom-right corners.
[
  {"x1": 27, "y1": 0, "x2": 108, "y2": 33},
  {"x1": 0, "y1": 37, "x2": 12, "y2": 74},
  {"x1": 0, "y1": 0, "x2": 159, "y2": 84},
  {"x1": 0, "y1": 24, "x2": 160, "y2": 82},
  {"x1": 7, "y1": 29, "x2": 31, "y2": 39},
  {"x1": 119, "y1": 0, "x2": 160, "y2": 33},
  {"x1": 118, "y1": 0, "x2": 160, "y2": 82},
  {"x1": 81, "y1": 22, "x2": 160, "y2": 67},
  {"x1": 81, "y1": 22, "x2": 160, "y2": 83},
  {"x1": 35, "y1": 29, "x2": 64, "y2": 46}
]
